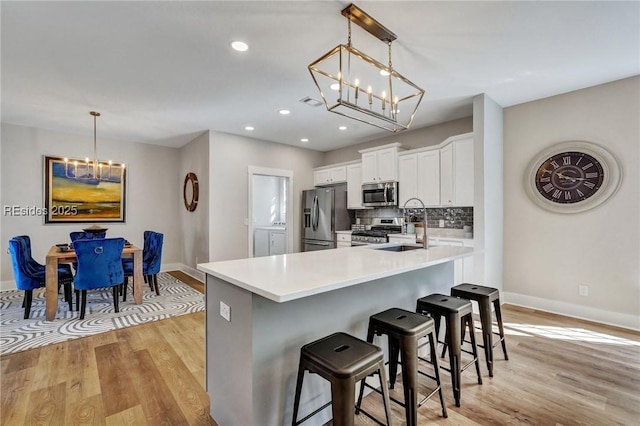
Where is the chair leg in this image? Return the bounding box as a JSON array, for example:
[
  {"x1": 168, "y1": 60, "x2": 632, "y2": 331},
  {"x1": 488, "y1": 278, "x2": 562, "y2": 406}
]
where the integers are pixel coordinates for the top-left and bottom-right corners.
[
  {"x1": 80, "y1": 290, "x2": 87, "y2": 320},
  {"x1": 493, "y1": 299, "x2": 509, "y2": 360},
  {"x1": 75, "y1": 290, "x2": 80, "y2": 312},
  {"x1": 146, "y1": 275, "x2": 153, "y2": 290},
  {"x1": 122, "y1": 277, "x2": 128, "y2": 302},
  {"x1": 23, "y1": 290, "x2": 33, "y2": 319},
  {"x1": 113, "y1": 286, "x2": 120, "y2": 313},
  {"x1": 64, "y1": 282, "x2": 73, "y2": 311},
  {"x1": 153, "y1": 274, "x2": 160, "y2": 296}
]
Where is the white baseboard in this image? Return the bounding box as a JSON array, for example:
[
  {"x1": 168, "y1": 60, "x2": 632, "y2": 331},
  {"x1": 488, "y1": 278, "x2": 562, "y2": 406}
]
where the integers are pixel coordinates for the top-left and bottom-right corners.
[
  {"x1": 503, "y1": 291, "x2": 640, "y2": 332},
  {"x1": 1, "y1": 262, "x2": 204, "y2": 292}
]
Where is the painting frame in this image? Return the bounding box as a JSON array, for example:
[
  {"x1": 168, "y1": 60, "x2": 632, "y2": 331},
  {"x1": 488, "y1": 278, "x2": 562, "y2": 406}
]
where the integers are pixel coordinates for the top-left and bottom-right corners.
[{"x1": 44, "y1": 155, "x2": 127, "y2": 224}]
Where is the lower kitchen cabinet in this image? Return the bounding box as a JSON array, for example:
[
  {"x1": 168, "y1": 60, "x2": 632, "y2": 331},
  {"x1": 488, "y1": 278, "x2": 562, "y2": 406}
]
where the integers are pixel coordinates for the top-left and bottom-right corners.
[
  {"x1": 254, "y1": 228, "x2": 286, "y2": 257},
  {"x1": 336, "y1": 231, "x2": 352, "y2": 248},
  {"x1": 429, "y1": 237, "x2": 474, "y2": 285}
]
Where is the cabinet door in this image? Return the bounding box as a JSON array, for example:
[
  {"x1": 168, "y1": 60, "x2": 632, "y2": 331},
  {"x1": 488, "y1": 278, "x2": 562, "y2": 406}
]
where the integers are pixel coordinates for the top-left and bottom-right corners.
[
  {"x1": 314, "y1": 169, "x2": 330, "y2": 186},
  {"x1": 329, "y1": 166, "x2": 347, "y2": 184},
  {"x1": 454, "y1": 137, "x2": 474, "y2": 206},
  {"x1": 417, "y1": 150, "x2": 440, "y2": 206},
  {"x1": 269, "y1": 231, "x2": 286, "y2": 255},
  {"x1": 361, "y1": 152, "x2": 378, "y2": 183},
  {"x1": 440, "y1": 144, "x2": 454, "y2": 206},
  {"x1": 377, "y1": 147, "x2": 398, "y2": 181},
  {"x1": 254, "y1": 229, "x2": 270, "y2": 257},
  {"x1": 398, "y1": 154, "x2": 419, "y2": 208},
  {"x1": 347, "y1": 163, "x2": 364, "y2": 209}
]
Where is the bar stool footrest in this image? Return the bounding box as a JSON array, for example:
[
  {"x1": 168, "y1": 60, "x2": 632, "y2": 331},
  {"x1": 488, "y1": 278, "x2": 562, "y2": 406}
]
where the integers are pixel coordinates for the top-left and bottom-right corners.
[{"x1": 294, "y1": 401, "x2": 332, "y2": 426}]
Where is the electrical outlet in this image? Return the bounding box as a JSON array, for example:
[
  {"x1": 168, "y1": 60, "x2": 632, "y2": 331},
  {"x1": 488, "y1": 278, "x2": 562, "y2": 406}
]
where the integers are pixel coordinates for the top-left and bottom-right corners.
[
  {"x1": 439, "y1": 219, "x2": 445, "y2": 228},
  {"x1": 220, "y1": 301, "x2": 231, "y2": 321},
  {"x1": 579, "y1": 285, "x2": 589, "y2": 297}
]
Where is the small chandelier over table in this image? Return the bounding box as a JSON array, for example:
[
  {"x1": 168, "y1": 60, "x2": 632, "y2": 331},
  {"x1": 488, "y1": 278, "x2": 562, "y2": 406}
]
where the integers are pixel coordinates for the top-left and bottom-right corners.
[
  {"x1": 308, "y1": 3, "x2": 425, "y2": 132},
  {"x1": 63, "y1": 111, "x2": 124, "y2": 183}
]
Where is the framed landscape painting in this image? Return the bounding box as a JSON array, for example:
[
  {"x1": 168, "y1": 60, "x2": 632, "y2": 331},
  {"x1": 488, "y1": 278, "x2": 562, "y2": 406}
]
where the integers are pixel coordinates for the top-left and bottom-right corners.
[{"x1": 44, "y1": 156, "x2": 127, "y2": 223}]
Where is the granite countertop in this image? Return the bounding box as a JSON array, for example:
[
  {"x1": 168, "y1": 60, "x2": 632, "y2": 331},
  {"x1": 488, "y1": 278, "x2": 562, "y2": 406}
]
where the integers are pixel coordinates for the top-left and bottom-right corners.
[{"x1": 198, "y1": 243, "x2": 478, "y2": 303}]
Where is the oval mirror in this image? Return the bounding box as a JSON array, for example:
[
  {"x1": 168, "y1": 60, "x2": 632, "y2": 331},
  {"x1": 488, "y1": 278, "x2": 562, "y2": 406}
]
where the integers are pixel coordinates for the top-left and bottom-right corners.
[{"x1": 183, "y1": 172, "x2": 199, "y2": 212}]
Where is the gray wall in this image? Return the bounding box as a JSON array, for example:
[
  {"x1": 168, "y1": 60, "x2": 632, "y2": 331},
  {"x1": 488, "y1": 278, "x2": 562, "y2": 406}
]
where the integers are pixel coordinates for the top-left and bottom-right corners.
[
  {"x1": 179, "y1": 132, "x2": 210, "y2": 275},
  {"x1": 322, "y1": 116, "x2": 473, "y2": 164},
  {"x1": 503, "y1": 76, "x2": 640, "y2": 329},
  {"x1": 208, "y1": 131, "x2": 324, "y2": 261},
  {"x1": 0, "y1": 123, "x2": 182, "y2": 286}
]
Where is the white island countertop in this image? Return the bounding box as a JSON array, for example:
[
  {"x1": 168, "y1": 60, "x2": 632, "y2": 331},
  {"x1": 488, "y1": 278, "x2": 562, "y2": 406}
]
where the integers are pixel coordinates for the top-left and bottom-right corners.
[{"x1": 198, "y1": 244, "x2": 477, "y2": 303}]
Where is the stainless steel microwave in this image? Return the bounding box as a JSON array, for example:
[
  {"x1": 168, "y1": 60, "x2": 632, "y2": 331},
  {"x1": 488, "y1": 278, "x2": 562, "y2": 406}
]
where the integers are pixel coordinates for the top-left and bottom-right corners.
[{"x1": 362, "y1": 182, "x2": 398, "y2": 207}]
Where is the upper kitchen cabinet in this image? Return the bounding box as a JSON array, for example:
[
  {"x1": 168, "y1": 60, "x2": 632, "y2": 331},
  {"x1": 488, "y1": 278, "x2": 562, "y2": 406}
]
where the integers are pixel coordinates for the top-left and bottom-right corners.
[
  {"x1": 314, "y1": 164, "x2": 347, "y2": 186},
  {"x1": 359, "y1": 143, "x2": 404, "y2": 184},
  {"x1": 346, "y1": 162, "x2": 365, "y2": 209},
  {"x1": 440, "y1": 134, "x2": 474, "y2": 206},
  {"x1": 399, "y1": 149, "x2": 441, "y2": 208}
]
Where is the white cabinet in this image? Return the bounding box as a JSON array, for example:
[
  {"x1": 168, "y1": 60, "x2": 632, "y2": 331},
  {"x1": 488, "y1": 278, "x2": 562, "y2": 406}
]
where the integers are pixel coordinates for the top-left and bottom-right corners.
[
  {"x1": 429, "y1": 237, "x2": 474, "y2": 284},
  {"x1": 254, "y1": 228, "x2": 286, "y2": 257},
  {"x1": 314, "y1": 165, "x2": 347, "y2": 186},
  {"x1": 359, "y1": 144, "x2": 403, "y2": 184},
  {"x1": 399, "y1": 149, "x2": 440, "y2": 208},
  {"x1": 336, "y1": 231, "x2": 352, "y2": 248},
  {"x1": 440, "y1": 136, "x2": 474, "y2": 206},
  {"x1": 346, "y1": 163, "x2": 365, "y2": 209},
  {"x1": 270, "y1": 231, "x2": 286, "y2": 255}
]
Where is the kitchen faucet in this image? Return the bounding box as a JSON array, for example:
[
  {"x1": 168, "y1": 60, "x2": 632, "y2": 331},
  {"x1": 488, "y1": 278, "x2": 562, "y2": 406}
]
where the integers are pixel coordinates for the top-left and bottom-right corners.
[{"x1": 402, "y1": 198, "x2": 428, "y2": 249}]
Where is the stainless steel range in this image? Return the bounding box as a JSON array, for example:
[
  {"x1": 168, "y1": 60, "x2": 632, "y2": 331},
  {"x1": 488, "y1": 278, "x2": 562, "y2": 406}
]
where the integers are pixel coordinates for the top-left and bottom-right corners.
[{"x1": 351, "y1": 217, "x2": 403, "y2": 246}]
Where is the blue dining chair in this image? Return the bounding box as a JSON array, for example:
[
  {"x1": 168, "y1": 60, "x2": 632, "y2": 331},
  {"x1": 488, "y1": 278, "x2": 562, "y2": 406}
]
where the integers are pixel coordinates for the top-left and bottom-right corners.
[
  {"x1": 8, "y1": 238, "x2": 74, "y2": 318},
  {"x1": 72, "y1": 238, "x2": 125, "y2": 320},
  {"x1": 13, "y1": 235, "x2": 74, "y2": 304},
  {"x1": 70, "y1": 231, "x2": 106, "y2": 241},
  {"x1": 122, "y1": 231, "x2": 163, "y2": 300}
]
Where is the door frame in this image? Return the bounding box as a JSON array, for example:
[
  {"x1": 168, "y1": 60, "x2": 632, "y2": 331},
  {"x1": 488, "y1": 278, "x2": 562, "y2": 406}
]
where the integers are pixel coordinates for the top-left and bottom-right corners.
[{"x1": 247, "y1": 166, "x2": 294, "y2": 258}]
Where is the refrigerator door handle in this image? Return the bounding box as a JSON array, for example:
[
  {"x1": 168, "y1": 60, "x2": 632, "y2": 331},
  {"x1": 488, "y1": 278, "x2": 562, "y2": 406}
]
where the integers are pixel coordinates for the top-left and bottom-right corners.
[
  {"x1": 305, "y1": 240, "x2": 331, "y2": 247},
  {"x1": 312, "y1": 195, "x2": 319, "y2": 231}
]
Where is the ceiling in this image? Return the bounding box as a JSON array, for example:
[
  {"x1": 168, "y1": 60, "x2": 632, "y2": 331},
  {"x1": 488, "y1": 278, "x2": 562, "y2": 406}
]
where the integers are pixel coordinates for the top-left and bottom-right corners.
[{"x1": 2, "y1": 1, "x2": 638, "y2": 152}]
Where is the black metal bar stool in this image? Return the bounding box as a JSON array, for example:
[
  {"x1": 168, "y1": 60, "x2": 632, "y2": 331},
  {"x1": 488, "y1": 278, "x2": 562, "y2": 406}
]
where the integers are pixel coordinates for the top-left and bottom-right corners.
[
  {"x1": 291, "y1": 332, "x2": 392, "y2": 426},
  {"x1": 450, "y1": 283, "x2": 509, "y2": 377},
  {"x1": 355, "y1": 308, "x2": 447, "y2": 425},
  {"x1": 416, "y1": 294, "x2": 482, "y2": 407}
]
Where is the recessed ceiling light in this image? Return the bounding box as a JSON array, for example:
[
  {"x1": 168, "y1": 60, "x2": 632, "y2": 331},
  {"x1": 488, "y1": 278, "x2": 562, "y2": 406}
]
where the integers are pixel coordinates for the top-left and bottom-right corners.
[
  {"x1": 300, "y1": 138, "x2": 309, "y2": 143},
  {"x1": 330, "y1": 83, "x2": 340, "y2": 91},
  {"x1": 338, "y1": 126, "x2": 347, "y2": 131},
  {"x1": 230, "y1": 41, "x2": 249, "y2": 52},
  {"x1": 279, "y1": 109, "x2": 290, "y2": 115},
  {"x1": 245, "y1": 126, "x2": 254, "y2": 131}
]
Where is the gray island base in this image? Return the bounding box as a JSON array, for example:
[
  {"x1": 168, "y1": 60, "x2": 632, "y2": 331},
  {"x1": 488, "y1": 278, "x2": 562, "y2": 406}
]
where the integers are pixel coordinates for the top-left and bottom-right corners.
[{"x1": 199, "y1": 245, "x2": 476, "y2": 425}]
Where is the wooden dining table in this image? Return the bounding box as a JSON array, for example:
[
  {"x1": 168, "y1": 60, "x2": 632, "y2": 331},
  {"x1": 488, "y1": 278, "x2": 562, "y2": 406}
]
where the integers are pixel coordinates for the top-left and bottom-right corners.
[{"x1": 45, "y1": 244, "x2": 144, "y2": 321}]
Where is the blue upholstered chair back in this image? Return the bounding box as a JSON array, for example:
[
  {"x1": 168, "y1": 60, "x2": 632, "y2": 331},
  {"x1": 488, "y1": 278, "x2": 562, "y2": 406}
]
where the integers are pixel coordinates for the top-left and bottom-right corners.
[
  {"x1": 143, "y1": 231, "x2": 163, "y2": 275},
  {"x1": 70, "y1": 231, "x2": 106, "y2": 242},
  {"x1": 12, "y1": 235, "x2": 40, "y2": 275},
  {"x1": 72, "y1": 238, "x2": 125, "y2": 291},
  {"x1": 8, "y1": 239, "x2": 44, "y2": 291}
]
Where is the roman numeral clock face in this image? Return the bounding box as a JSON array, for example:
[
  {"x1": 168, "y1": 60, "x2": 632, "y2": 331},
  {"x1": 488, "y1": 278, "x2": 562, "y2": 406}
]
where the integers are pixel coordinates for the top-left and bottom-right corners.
[
  {"x1": 535, "y1": 152, "x2": 604, "y2": 203},
  {"x1": 526, "y1": 141, "x2": 622, "y2": 214}
]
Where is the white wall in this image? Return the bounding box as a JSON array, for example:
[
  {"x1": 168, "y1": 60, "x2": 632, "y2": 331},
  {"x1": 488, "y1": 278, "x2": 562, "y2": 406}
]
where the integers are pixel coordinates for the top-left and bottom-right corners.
[
  {"x1": 179, "y1": 131, "x2": 209, "y2": 278},
  {"x1": 208, "y1": 131, "x2": 323, "y2": 261},
  {"x1": 503, "y1": 76, "x2": 640, "y2": 330},
  {"x1": 0, "y1": 123, "x2": 182, "y2": 287}
]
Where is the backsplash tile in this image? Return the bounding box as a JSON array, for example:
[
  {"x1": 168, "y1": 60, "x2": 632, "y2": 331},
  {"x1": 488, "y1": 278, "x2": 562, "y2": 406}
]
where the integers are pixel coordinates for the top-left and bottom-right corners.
[{"x1": 355, "y1": 206, "x2": 473, "y2": 230}]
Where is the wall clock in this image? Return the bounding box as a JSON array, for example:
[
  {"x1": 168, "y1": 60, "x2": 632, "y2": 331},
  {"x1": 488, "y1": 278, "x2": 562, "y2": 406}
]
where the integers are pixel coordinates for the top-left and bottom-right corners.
[{"x1": 525, "y1": 141, "x2": 622, "y2": 214}]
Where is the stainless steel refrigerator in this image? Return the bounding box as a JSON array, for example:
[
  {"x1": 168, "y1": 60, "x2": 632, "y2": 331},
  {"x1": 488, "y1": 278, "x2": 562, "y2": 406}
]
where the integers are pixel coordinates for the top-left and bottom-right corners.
[{"x1": 301, "y1": 184, "x2": 352, "y2": 251}]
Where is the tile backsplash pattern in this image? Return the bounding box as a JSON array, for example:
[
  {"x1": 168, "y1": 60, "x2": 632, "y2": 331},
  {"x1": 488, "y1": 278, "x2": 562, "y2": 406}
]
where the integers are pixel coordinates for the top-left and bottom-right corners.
[{"x1": 355, "y1": 207, "x2": 473, "y2": 230}]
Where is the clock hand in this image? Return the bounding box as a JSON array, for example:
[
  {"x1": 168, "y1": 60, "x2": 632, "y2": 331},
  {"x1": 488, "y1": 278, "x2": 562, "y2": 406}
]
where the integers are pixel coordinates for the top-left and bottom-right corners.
[{"x1": 556, "y1": 172, "x2": 576, "y2": 182}]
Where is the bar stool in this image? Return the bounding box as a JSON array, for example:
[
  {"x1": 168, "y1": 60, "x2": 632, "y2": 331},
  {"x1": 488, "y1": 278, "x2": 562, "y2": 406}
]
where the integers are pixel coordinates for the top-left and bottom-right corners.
[
  {"x1": 451, "y1": 283, "x2": 509, "y2": 377},
  {"x1": 356, "y1": 308, "x2": 447, "y2": 426},
  {"x1": 416, "y1": 294, "x2": 482, "y2": 407},
  {"x1": 291, "y1": 332, "x2": 392, "y2": 426}
]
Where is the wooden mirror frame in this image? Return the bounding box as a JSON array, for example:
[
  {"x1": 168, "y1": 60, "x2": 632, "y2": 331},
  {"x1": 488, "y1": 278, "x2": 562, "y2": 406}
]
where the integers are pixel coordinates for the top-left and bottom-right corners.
[{"x1": 183, "y1": 172, "x2": 199, "y2": 212}]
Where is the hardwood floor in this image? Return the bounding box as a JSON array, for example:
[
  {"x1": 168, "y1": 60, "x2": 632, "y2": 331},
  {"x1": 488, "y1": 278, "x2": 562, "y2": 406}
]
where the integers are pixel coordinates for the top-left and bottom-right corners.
[{"x1": 1, "y1": 273, "x2": 639, "y2": 425}]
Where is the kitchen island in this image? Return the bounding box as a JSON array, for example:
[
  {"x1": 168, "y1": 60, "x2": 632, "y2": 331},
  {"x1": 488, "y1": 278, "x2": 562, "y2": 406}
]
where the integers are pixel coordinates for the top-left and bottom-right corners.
[{"x1": 198, "y1": 244, "x2": 478, "y2": 426}]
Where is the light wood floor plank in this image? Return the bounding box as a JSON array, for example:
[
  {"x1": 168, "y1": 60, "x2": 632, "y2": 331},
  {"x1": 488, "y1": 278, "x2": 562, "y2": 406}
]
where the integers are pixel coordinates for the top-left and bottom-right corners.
[
  {"x1": 95, "y1": 342, "x2": 141, "y2": 417},
  {"x1": 27, "y1": 381, "x2": 66, "y2": 424}
]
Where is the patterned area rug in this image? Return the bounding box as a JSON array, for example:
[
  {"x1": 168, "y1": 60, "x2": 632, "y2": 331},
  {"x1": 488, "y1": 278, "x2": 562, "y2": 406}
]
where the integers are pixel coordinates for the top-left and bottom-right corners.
[{"x1": 0, "y1": 272, "x2": 204, "y2": 355}]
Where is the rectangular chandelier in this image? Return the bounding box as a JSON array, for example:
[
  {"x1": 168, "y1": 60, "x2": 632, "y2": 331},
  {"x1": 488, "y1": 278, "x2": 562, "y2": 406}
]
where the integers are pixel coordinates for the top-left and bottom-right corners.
[{"x1": 308, "y1": 4, "x2": 424, "y2": 132}]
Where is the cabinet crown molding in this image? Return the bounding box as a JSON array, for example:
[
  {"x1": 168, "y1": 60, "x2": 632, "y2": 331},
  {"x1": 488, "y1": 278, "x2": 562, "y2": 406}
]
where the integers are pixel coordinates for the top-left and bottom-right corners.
[
  {"x1": 358, "y1": 142, "x2": 405, "y2": 154},
  {"x1": 398, "y1": 132, "x2": 474, "y2": 157}
]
